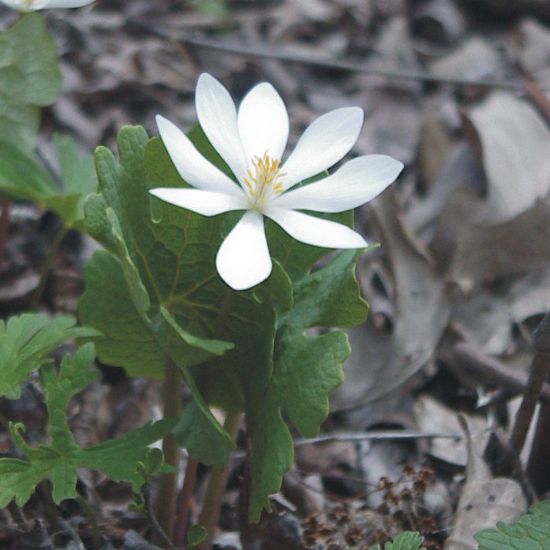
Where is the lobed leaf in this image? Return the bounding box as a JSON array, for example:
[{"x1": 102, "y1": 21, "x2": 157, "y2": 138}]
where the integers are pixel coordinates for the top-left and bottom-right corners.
[
  {"x1": 0, "y1": 344, "x2": 175, "y2": 507},
  {"x1": 370, "y1": 531, "x2": 426, "y2": 550},
  {"x1": 79, "y1": 127, "x2": 236, "y2": 467},
  {"x1": 78, "y1": 125, "x2": 368, "y2": 517},
  {"x1": 0, "y1": 313, "x2": 99, "y2": 400},
  {"x1": 474, "y1": 500, "x2": 550, "y2": 549}
]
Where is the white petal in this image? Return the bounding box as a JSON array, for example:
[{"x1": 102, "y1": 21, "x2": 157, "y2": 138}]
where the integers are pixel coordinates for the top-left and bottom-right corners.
[
  {"x1": 265, "y1": 207, "x2": 366, "y2": 249},
  {"x1": 195, "y1": 74, "x2": 248, "y2": 182},
  {"x1": 149, "y1": 188, "x2": 247, "y2": 216},
  {"x1": 0, "y1": 0, "x2": 24, "y2": 8},
  {"x1": 216, "y1": 211, "x2": 272, "y2": 290},
  {"x1": 29, "y1": 0, "x2": 94, "y2": 8},
  {"x1": 281, "y1": 107, "x2": 364, "y2": 190},
  {"x1": 156, "y1": 115, "x2": 243, "y2": 197},
  {"x1": 238, "y1": 83, "x2": 289, "y2": 162},
  {"x1": 44, "y1": 0, "x2": 94, "y2": 6},
  {"x1": 273, "y1": 155, "x2": 403, "y2": 212}
]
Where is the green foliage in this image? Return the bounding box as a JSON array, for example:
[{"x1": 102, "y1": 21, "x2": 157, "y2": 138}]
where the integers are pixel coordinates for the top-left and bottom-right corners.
[
  {"x1": 0, "y1": 313, "x2": 99, "y2": 400},
  {"x1": 0, "y1": 13, "x2": 61, "y2": 155},
  {"x1": 190, "y1": 0, "x2": 228, "y2": 17},
  {"x1": 0, "y1": 15, "x2": 96, "y2": 226},
  {"x1": 79, "y1": 126, "x2": 235, "y2": 468},
  {"x1": 0, "y1": 344, "x2": 175, "y2": 508},
  {"x1": 43, "y1": 134, "x2": 99, "y2": 229},
  {"x1": 187, "y1": 524, "x2": 208, "y2": 547},
  {"x1": 0, "y1": 134, "x2": 98, "y2": 228},
  {"x1": 78, "y1": 125, "x2": 368, "y2": 519},
  {"x1": 0, "y1": 140, "x2": 58, "y2": 201},
  {"x1": 474, "y1": 500, "x2": 550, "y2": 549},
  {"x1": 370, "y1": 531, "x2": 426, "y2": 550}
]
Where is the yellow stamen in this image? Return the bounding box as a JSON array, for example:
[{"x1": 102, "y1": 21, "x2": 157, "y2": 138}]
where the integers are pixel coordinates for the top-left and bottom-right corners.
[{"x1": 243, "y1": 151, "x2": 285, "y2": 210}]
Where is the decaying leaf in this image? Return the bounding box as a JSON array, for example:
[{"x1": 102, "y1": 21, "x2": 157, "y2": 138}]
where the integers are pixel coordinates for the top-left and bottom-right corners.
[
  {"x1": 333, "y1": 190, "x2": 450, "y2": 406},
  {"x1": 444, "y1": 417, "x2": 527, "y2": 549},
  {"x1": 465, "y1": 92, "x2": 550, "y2": 224}
]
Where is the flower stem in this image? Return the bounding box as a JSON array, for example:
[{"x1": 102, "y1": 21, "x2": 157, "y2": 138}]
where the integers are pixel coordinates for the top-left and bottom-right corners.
[
  {"x1": 196, "y1": 411, "x2": 242, "y2": 550},
  {"x1": 154, "y1": 359, "x2": 181, "y2": 544},
  {"x1": 173, "y1": 456, "x2": 199, "y2": 547}
]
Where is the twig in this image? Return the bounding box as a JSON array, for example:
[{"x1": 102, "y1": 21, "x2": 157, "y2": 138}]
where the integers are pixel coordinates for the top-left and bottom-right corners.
[
  {"x1": 127, "y1": 20, "x2": 530, "y2": 92},
  {"x1": 444, "y1": 342, "x2": 550, "y2": 401},
  {"x1": 173, "y1": 456, "x2": 198, "y2": 548},
  {"x1": 229, "y1": 430, "x2": 461, "y2": 460},
  {"x1": 176, "y1": 32, "x2": 524, "y2": 91},
  {"x1": 511, "y1": 313, "x2": 550, "y2": 455}
]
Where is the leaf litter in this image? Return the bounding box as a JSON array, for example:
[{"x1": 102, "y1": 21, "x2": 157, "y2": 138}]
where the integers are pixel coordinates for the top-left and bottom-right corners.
[{"x1": 1, "y1": 0, "x2": 550, "y2": 547}]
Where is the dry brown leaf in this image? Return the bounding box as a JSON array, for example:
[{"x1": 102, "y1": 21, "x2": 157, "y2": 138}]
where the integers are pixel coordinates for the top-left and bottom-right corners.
[
  {"x1": 444, "y1": 417, "x2": 527, "y2": 550},
  {"x1": 450, "y1": 198, "x2": 550, "y2": 291},
  {"x1": 414, "y1": 396, "x2": 487, "y2": 467},
  {"x1": 465, "y1": 92, "x2": 550, "y2": 224},
  {"x1": 333, "y1": 190, "x2": 450, "y2": 406},
  {"x1": 429, "y1": 36, "x2": 500, "y2": 82}
]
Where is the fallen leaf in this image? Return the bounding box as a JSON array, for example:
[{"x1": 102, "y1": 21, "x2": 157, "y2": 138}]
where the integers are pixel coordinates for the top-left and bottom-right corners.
[
  {"x1": 333, "y1": 190, "x2": 450, "y2": 405},
  {"x1": 465, "y1": 92, "x2": 550, "y2": 224},
  {"x1": 444, "y1": 417, "x2": 527, "y2": 550}
]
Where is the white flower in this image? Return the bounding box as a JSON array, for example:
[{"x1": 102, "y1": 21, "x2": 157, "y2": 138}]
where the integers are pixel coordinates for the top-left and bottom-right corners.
[
  {"x1": 1, "y1": 0, "x2": 93, "y2": 10},
  {"x1": 150, "y1": 73, "x2": 403, "y2": 290}
]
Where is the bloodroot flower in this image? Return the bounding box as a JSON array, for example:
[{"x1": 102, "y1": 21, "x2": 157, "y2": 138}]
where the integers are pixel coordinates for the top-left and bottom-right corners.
[
  {"x1": 1, "y1": 0, "x2": 93, "y2": 9},
  {"x1": 150, "y1": 73, "x2": 403, "y2": 290}
]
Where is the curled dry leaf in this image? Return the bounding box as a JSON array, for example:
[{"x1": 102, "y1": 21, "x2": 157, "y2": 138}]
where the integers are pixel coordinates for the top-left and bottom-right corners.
[
  {"x1": 444, "y1": 416, "x2": 527, "y2": 550},
  {"x1": 414, "y1": 396, "x2": 487, "y2": 468},
  {"x1": 429, "y1": 37, "x2": 500, "y2": 83},
  {"x1": 517, "y1": 18, "x2": 550, "y2": 83},
  {"x1": 465, "y1": 92, "x2": 550, "y2": 224},
  {"x1": 450, "y1": 198, "x2": 550, "y2": 291}
]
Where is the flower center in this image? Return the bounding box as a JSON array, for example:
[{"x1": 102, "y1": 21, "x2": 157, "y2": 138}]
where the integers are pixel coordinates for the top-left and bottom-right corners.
[{"x1": 243, "y1": 152, "x2": 285, "y2": 211}]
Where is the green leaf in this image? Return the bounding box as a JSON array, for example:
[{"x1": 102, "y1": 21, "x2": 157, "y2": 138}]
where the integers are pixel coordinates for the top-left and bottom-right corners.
[
  {"x1": 79, "y1": 250, "x2": 163, "y2": 377},
  {"x1": 474, "y1": 500, "x2": 550, "y2": 549},
  {"x1": 79, "y1": 126, "x2": 236, "y2": 467},
  {"x1": 0, "y1": 313, "x2": 99, "y2": 400},
  {"x1": 0, "y1": 140, "x2": 58, "y2": 201},
  {"x1": 78, "y1": 124, "x2": 368, "y2": 518},
  {"x1": 246, "y1": 251, "x2": 367, "y2": 519},
  {"x1": 0, "y1": 344, "x2": 175, "y2": 507},
  {"x1": 42, "y1": 134, "x2": 98, "y2": 229},
  {"x1": 0, "y1": 13, "x2": 61, "y2": 155},
  {"x1": 187, "y1": 524, "x2": 208, "y2": 547},
  {"x1": 370, "y1": 531, "x2": 426, "y2": 550},
  {"x1": 80, "y1": 128, "x2": 233, "y2": 375}
]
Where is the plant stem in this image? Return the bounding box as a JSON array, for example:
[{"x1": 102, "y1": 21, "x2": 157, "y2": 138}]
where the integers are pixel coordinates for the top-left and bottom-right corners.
[
  {"x1": 144, "y1": 485, "x2": 176, "y2": 550},
  {"x1": 196, "y1": 411, "x2": 242, "y2": 550},
  {"x1": 173, "y1": 456, "x2": 199, "y2": 547},
  {"x1": 154, "y1": 359, "x2": 182, "y2": 544},
  {"x1": 510, "y1": 313, "x2": 550, "y2": 455},
  {"x1": 30, "y1": 224, "x2": 67, "y2": 309}
]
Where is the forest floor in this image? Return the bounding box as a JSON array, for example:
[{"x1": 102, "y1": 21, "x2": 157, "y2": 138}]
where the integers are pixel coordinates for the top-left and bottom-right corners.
[{"x1": 1, "y1": 0, "x2": 550, "y2": 548}]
